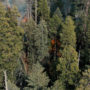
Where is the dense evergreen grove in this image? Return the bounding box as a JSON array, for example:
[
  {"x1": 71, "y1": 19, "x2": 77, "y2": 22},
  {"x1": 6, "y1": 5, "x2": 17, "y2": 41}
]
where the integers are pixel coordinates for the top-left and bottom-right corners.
[{"x1": 0, "y1": 0, "x2": 90, "y2": 90}]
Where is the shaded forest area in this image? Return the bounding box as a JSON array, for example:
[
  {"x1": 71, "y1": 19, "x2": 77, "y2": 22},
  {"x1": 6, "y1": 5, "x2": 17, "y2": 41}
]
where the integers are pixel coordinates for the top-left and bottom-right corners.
[{"x1": 0, "y1": 0, "x2": 90, "y2": 90}]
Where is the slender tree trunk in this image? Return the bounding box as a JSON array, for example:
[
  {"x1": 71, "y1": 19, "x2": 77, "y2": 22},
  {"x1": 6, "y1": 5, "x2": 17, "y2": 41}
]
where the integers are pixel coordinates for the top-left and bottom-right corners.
[
  {"x1": 78, "y1": 50, "x2": 80, "y2": 67},
  {"x1": 21, "y1": 52, "x2": 28, "y2": 74},
  {"x1": 3, "y1": 70, "x2": 8, "y2": 90},
  {"x1": 26, "y1": 1, "x2": 29, "y2": 20},
  {"x1": 29, "y1": 0, "x2": 32, "y2": 18},
  {"x1": 35, "y1": 0, "x2": 37, "y2": 24},
  {"x1": 41, "y1": 24, "x2": 44, "y2": 61},
  {"x1": 26, "y1": 0, "x2": 32, "y2": 19},
  {"x1": 84, "y1": 0, "x2": 90, "y2": 34}
]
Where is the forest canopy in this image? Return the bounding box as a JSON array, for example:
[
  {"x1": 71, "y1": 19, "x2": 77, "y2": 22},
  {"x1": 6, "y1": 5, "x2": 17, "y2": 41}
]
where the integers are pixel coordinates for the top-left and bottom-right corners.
[{"x1": 0, "y1": 0, "x2": 90, "y2": 90}]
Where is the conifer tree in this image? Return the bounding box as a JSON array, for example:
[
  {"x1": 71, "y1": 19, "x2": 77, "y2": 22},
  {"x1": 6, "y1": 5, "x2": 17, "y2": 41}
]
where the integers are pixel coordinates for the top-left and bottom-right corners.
[
  {"x1": 57, "y1": 45, "x2": 79, "y2": 86},
  {"x1": 85, "y1": 6, "x2": 90, "y2": 67},
  {"x1": 0, "y1": 1, "x2": 90, "y2": 90},
  {"x1": 23, "y1": 18, "x2": 37, "y2": 69},
  {"x1": 49, "y1": 8, "x2": 62, "y2": 38},
  {"x1": 60, "y1": 16, "x2": 76, "y2": 48},
  {"x1": 27, "y1": 62, "x2": 49, "y2": 90},
  {"x1": 34, "y1": 20, "x2": 49, "y2": 61},
  {"x1": 51, "y1": 80, "x2": 65, "y2": 90},
  {"x1": 61, "y1": 0, "x2": 71, "y2": 16},
  {"x1": 48, "y1": 7, "x2": 63, "y2": 43},
  {"x1": 80, "y1": 6, "x2": 90, "y2": 69},
  {"x1": 46, "y1": 8, "x2": 63, "y2": 84},
  {"x1": 38, "y1": 0, "x2": 50, "y2": 21},
  {"x1": 54, "y1": 7, "x2": 63, "y2": 19},
  {"x1": 6, "y1": 6, "x2": 20, "y2": 26},
  {"x1": 76, "y1": 68, "x2": 90, "y2": 90},
  {"x1": 23, "y1": 19, "x2": 48, "y2": 70},
  {"x1": 57, "y1": 16, "x2": 79, "y2": 88},
  {"x1": 72, "y1": 0, "x2": 90, "y2": 50},
  {"x1": 86, "y1": 13, "x2": 90, "y2": 65},
  {"x1": 8, "y1": 80, "x2": 20, "y2": 90},
  {"x1": 0, "y1": 3, "x2": 24, "y2": 79},
  {"x1": 49, "y1": 0, "x2": 63, "y2": 15}
]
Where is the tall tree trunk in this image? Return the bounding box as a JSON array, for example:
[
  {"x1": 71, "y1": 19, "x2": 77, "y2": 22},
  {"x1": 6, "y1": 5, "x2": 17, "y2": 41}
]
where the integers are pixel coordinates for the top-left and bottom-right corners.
[
  {"x1": 26, "y1": 0, "x2": 32, "y2": 19},
  {"x1": 41, "y1": 24, "x2": 44, "y2": 61},
  {"x1": 3, "y1": 70, "x2": 8, "y2": 90},
  {"x1": 21, "y1": 52, "x2": 29, "y2": 74},
  {"x1": 35, "y1": 0, "x2": 37, "y2": 24},
  {"x1": 29, "y1": 0, "x2": 32, "y2": 18},
  {"x1": 78, "y1": 50, "x2": 80, "y2": 67},
  {"x1": 84, "y1": 0, "x2": 90, "y2": 34}
]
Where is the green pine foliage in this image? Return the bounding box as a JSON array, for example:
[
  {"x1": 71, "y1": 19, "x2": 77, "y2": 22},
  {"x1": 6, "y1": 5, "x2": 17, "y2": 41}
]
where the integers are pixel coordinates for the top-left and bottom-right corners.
[
  {"x1": 0, "y1": 2, "x2": 24, "y2": 80},
  {"x1": 6, "y1": 6, "x2": 20, "y2": 26},
  {"x1": 27, "y1": 62, "x2": 49, "y2": 90},
  {"x1": 57, "y1": 15, "x2": 79, "y2": 88},
  {"x1": 48, "y1": 12, "x2": 62, "y2": 38},
  {"x1": 60, "y1": 16, "x2": 76, "y2": 48},
  {"x1": 0, "y1": 1, "x2": 90, "y2": 90},
  {"x1": 50, "y1": 0, "x2": 63, "y2": 14},
  {"x1": 8, "y1": 80, "x2": 20, "y2": 90},
  {"x1": 38, "y1": 0, "x2": 50, "y2": 21},
  {"x1": 51, "y1": 80, "x2": 65, "y2": 90},
  {"x1": 85, "y1": 7, "x2": 90, "y2": 66},
  {"x1": 57, "y1": 45, "x2": 79, "y2": 85},
  {"x1": 80, "y1": 6, "x2": 90, "y2": 69},
  {"x1": 46, "y1": 7, "x2": 63, "y2": 85},
  {"x1": 54, "y1": 7, "x2": 63, "y2": 19},
  {"x1": 24, "y1": 18, "x2": 48, "y2": 65},
  {"x1": 23, "y1": 18, "x2": 37, "y2": 68},
  {"x1": 76, "y1": 68, "x2": 90, "y2": 90},
  {"x1": 34, "y1": 20, "x2": 49, "y2": 61}
]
